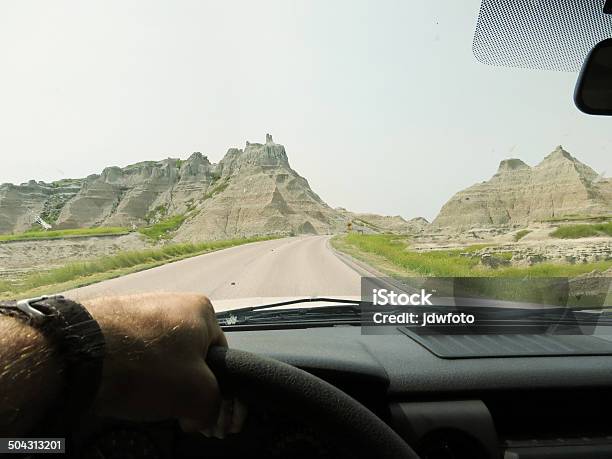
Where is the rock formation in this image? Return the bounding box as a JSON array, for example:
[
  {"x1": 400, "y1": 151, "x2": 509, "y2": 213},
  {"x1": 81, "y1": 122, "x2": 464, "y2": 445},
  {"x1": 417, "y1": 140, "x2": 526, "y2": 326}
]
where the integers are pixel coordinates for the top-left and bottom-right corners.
[
  {"x1": 0, "y1": 179, "x2": 82, "y2": 233},
  {"x1": 174, "y1": 137, "x2": 346, "y2": 241},
  {"x1": 4, "y1": 134, "x2": 537, "y2": 239},
  {"x1": 433, "y1": 146, "x2": 612, "y2": 229},
  {"x1": 55, "y1": 153, "x2": 215, "y2": 228},
  {"x1": 336, "y1": 208, "x2": 429, "y2": 234},
  {"x1": 0, "y1": 136, "x2": 352, "y2": 240}
]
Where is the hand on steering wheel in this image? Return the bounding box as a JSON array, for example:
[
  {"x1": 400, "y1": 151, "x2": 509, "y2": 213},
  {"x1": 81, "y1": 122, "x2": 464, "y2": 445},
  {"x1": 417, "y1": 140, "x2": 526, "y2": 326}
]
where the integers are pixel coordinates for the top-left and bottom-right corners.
[
  {"x1": 207, "y1": 347, "x2": 420, "y2": 459},
  {"x1": 84, "y1": 293, "x2": 246, "y2": 437}
]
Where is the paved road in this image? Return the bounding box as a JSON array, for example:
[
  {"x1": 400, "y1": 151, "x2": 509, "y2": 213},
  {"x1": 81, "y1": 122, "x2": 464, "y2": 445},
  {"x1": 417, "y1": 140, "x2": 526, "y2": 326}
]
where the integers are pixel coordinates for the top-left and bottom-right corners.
[{"x1": 65, "y1": 236, "x2": 362, "y2": 309}]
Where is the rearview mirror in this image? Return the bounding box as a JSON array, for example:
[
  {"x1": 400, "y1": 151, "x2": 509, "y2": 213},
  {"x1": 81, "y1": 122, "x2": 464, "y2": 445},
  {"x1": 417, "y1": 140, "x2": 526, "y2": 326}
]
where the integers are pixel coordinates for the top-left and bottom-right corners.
[{"x1": 575, "y1": 38, "x2": 612, "y2": 115}]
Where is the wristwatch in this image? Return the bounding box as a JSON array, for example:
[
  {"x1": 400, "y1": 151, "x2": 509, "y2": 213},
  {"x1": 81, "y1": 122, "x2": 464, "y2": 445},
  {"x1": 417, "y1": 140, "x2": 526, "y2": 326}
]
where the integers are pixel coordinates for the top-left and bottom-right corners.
[{"x1": 0, "y1": 295, "x2": 105, "y2": 432}]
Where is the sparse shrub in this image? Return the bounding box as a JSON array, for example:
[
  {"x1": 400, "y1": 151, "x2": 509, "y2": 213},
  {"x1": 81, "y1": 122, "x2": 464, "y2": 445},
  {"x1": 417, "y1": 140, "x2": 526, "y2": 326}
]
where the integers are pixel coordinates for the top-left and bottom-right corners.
[
  {"x1": 551, "y1": 222, "x2": 612, "y2": 239},
  {"x1": 145, "y1": 204, "x2": 169, "y2": 224},
  {"x1": 138, "y1": 214, "x2": 186, "y2": 240},
  {"x1": 514, "y1": 230, "x2": 531, "y2": 241},
  {"x1": 202, "y1": 178, "x2": 229, "y2": 200}
]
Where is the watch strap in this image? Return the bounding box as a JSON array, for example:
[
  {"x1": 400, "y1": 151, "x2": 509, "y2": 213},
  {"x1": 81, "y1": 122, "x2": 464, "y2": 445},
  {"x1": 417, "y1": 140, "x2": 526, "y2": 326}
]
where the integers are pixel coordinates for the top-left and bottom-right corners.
[{"x1": 0, "y1": 295, "x2": 105, "y2": 431}]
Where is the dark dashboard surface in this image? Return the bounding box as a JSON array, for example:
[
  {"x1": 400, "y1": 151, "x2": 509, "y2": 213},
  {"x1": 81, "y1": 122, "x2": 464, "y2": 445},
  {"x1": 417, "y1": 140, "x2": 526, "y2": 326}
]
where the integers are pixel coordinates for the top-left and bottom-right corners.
[
  {"x1": 225, "y1": 326, "x2": 612, "y2": 458},
  {"x1": 227, "y1": 326, "x2": 612, "y2": 395},
  {"x1": 81, "y1": 327, "x2": 612, "y2": 459}
]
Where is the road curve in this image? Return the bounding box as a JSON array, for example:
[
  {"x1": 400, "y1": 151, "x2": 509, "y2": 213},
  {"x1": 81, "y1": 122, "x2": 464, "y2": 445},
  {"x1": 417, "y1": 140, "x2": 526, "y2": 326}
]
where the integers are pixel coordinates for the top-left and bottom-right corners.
[{"x1": 65, "y1": 236, "x2": 362, "y2": 306}]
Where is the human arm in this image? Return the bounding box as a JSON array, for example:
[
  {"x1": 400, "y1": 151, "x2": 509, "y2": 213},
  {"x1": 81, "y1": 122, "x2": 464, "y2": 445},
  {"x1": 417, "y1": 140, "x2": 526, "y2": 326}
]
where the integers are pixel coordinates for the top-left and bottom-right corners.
[{"x1": 0, "y1": 292, "x2": 242, "y2": 437}]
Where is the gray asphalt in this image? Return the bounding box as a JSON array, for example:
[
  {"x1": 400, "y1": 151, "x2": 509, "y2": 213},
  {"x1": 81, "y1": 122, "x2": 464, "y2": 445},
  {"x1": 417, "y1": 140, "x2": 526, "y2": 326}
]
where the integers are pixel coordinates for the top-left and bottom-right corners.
[{"x1": 65, "y1": 236, "x2": 362, "y2": 308}]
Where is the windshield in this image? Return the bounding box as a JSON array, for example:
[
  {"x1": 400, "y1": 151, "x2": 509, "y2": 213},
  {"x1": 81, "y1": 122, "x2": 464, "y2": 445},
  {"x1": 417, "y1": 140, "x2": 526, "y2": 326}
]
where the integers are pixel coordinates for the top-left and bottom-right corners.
[{"x1": 0, "y1": 1, "x2": 610, "y2": 317}]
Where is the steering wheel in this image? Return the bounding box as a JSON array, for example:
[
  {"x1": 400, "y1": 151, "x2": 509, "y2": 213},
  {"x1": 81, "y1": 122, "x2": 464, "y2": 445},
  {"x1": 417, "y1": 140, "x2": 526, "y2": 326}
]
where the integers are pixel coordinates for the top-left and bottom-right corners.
[{"x1": 206, "y1": 347, "x2": 420, "y2": 459}]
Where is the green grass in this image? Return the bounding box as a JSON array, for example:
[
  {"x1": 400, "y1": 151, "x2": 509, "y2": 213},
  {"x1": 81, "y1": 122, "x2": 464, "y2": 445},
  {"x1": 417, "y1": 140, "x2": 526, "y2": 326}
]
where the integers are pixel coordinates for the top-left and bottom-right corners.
[
  {"x1": 50, "y1": 178, "x2": 83, "y2": 188},
  {"x1": 352, "y1": 218, "x2": 383, "y2": 231},
  {"x1": 497, "y1": 251, "x2": 514, "y2": 261},
  {"x1": 0, "y1": 236, "x2": 276, "y2": 299},
  {"x1": 185, "y1": 199, "x2": 197, "y2": 212},
  {"x1": 0, "y1": 227, "x2": 129, "y2": 242},
  {"x1": 542, "y1": 214, "x2": 612, "y2": 223},
  {"x1": 460, "y1": 244, "x2": 491, "y2": 253},
  {"x1": 335, "y1": 234, "x2": 612, "y2": 278},
  {"x1": 145, "y1": 204, "x2": 169, "y2": 223},
  {"x1": 203, "y1": 178, "x2": 229, "y2": 200},
  {"x1": 138, "y1": 215, "x2": 186, "y2": 240},
  {"x1": 514, "y1": 229, "x2": 531, "y2": 241},
  {"x1": 551, "y1": 222, "x2": 612, "y2": 239},
  {"x1": 333, "y1": 234, "x2": 612, "y2": 306},
  {"x1": 338, "y1": 234, "x2": 480, "y2": 276}
]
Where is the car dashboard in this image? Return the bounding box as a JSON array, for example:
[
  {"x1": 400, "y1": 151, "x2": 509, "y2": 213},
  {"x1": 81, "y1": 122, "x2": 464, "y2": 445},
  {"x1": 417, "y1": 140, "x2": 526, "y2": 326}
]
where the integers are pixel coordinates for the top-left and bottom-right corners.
[{"x1": 78, "y1": 326, "x2": 612, "y2": 459}]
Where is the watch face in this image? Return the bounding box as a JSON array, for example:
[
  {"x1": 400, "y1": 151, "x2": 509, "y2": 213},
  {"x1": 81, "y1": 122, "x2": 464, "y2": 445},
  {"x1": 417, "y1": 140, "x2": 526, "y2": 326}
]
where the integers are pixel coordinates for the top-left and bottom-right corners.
[{"x1": 15, "y1": 296, "x2": 59, "y2": 324}]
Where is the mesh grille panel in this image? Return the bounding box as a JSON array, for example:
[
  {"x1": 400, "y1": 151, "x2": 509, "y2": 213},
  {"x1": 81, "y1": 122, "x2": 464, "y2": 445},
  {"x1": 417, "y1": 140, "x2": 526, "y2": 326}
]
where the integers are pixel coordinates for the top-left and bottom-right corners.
[{"x1": 473, "y1": 0, "x2": 612, "y2": 71}]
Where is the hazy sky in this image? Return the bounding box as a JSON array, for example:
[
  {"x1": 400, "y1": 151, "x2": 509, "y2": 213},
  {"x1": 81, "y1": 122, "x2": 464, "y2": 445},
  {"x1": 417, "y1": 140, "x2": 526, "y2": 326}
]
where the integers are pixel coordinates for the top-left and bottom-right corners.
[{"x1": 1, "y1": 0, "x2": 610, "y2": 221}]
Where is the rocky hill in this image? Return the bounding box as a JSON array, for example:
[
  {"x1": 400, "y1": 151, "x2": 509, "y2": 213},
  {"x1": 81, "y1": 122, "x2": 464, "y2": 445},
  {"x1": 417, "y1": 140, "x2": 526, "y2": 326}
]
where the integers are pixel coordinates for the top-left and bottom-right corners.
[
  {"x1": 56, "y1": 152, "x2": 216, "y2": 230},
  {"x1": 336, "y1": 208, "x2": 429, "y2": 234},
  {"x1": 0, "y1": 179, "x2": 83, "y2": 234},
  {"x1": 0, "y1": 154, "x2": 215, "y2": 234},
  {"x1": 174, "y1": 135, "x2": 346, "y2": 241},
  {"x1": 0, "y1": 135, "x2": 346, "y2": 239},
  {"x1": 433, "y1": 146, "x2": 612, "y2": 229}
]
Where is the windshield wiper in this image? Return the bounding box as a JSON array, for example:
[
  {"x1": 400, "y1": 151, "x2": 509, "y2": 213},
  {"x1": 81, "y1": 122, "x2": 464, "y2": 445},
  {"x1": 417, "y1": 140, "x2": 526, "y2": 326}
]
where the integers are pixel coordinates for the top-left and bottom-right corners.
[
  {"x1": 216, "y1": 297, "x2": 363, "y2": 329},
  {"x1": 216, "y1": 297, "x2": 612, "y2": 331},
  {"x1": 219, "y1": 297, "x2": 361, "y2": 314}
]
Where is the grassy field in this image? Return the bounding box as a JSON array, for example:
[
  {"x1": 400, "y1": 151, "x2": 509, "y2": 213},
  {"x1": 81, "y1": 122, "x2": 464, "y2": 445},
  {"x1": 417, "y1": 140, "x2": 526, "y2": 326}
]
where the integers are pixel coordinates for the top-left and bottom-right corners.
[
  {"x1": 542, "y1": 214, "x2": 612, "y2": 223},
  {"x1": 138, "y1": 215, "x2": 187, "y2": 240},
  {"x1": 0, "y1": 236, "x2": 276, "y2": 299},
  {"x1": 333, "y1": 233, "x2": 612, "y2": 278},
  {"x1": 1, "y1": 213, "x2": 191, "y2": 243},
  {"x1": 551, "y1": 222, "x2": 612, "y2": 239},
  {"x1": 333, "y1": 234, "x2": 611, "y2": 306},
  {"x1": 0, "y1": 227, "x2": 129, "y2": 242}
]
